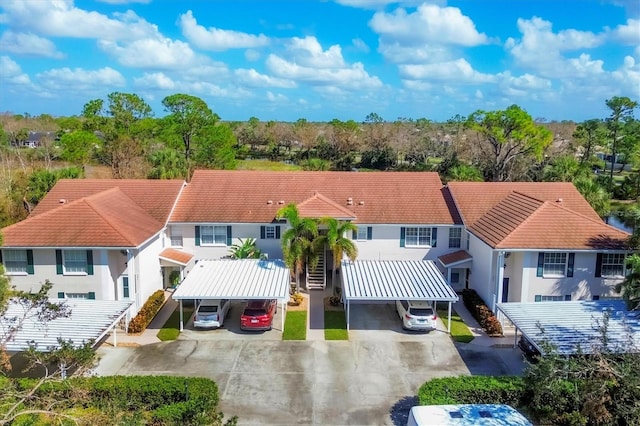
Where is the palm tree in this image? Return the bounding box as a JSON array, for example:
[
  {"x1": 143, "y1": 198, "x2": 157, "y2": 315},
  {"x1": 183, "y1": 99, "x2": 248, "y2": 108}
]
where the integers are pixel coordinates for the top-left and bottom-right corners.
[
  {"x1": 277, "y1": 204, "x2": 318, "y2": 292},
  {"x1": 320, "y1": 217, "x2": 358, "y2": 292},
  {"x1": 228, "y1": 238, "x2": 261, "y2": 259},
  {"x1": 573, "y1": 177, "x2": 611, "y2": 218},
  {"x1": 615, "y1": 254, "x2": 640, "y2": 310}
]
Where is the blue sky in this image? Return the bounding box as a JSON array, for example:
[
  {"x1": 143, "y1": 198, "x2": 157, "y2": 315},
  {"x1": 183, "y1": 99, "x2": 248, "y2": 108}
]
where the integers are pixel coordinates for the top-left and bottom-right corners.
[{"x1": 0, "y1": 0, "x2": 638, "y2": 123}]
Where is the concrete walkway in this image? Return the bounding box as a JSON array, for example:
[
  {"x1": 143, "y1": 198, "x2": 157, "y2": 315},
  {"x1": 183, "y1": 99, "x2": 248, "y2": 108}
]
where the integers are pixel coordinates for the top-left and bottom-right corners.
[
  {"x1": 307, "y1": 288, "x2": 327, "y2": 341},
  {"x1": 449, "y1": 298, "x2": 518, "y2": 348}
]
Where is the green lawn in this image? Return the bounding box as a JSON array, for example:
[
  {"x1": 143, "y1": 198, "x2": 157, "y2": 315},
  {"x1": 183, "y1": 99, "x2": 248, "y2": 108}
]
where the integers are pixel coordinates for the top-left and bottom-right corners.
[
  {"x1": 236, "y1": 159, "x2": 302, "y2": 171},
  {"x1": 157, "y1": 306, "x2": 193, "y2": 341},
  {"x1": 437, "y1": 308, "x2": 475, "y2": 343},
  {"x1": 283, "y1": 311, "x2": 307, "y2": 340},
  {"x1": 324, "y1": 310, "x2": 348, "y2": 340}
]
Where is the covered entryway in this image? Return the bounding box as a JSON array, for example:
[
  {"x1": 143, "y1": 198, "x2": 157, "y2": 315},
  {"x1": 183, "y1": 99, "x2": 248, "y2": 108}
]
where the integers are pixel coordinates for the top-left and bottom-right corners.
[
  {"x1": 159, "y1": 248, "x2": 195, "y2": 289},
  {"x1": 438, "y1": 250, "x2": 472, "y2": 291},
  {"x1": 340, "y1": 260, "x2": 459, "y2": 332},
  {"x1": 172, "y1": 259, "x2": 290, "y2": 331}
]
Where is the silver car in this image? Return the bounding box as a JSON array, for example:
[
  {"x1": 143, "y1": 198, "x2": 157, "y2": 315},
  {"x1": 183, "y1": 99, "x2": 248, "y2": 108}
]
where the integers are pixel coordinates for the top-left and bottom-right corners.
[
  {"x1": 193, "y1": 299, "x2": 231, "y2": 329},
  {"x1": 396, "y1": 300, "x2": 437, "y2": 331}
]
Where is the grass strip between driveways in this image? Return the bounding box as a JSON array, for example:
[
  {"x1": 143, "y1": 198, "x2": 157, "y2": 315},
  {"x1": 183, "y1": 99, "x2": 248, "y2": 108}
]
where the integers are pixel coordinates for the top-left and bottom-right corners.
[
  {"x1": 437, "y1": 307, "x2": 475, "y2": 343},
  {"x1": 324, "y1": 310, "x2": 348, "y2": 340},
  {"x1": 283, "y1": 310, "x2": 307, "y2": 340},
  {"x1": 157, "y1": 306, "x2": 194, "y2": 341}
]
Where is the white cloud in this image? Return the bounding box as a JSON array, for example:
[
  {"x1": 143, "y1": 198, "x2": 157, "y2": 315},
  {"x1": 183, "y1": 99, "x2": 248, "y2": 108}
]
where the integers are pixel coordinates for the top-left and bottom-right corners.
[
  {"x1": 98, "y1": 38, "x2": 197, "y2": 69},
  {"x1": 36, "y1": 66, "x2": 125, "y2": 91},
  {"x1": 97, "y1": 0, "x2": 151, "y2": 4},
  {"x1": 607, "y1": 19, "x2": 640, "y2": 44},
  {"x1": 0, "y1": 0, "x2": 159, "y2": 42},
  {"x1": 0, "y1": 30, "x2": 64, "y2": 58},
  {"x1": 179, "y1": 10, "x2": 269, "y2": 51},
  {"x1": 234, "y1": 68, "x2": 297, "y2": 88},
  {"x1": 370, "y1": 4, "x2": 490, "y2": 47},
  {"x1": 266, "y1": 91, "x2": 288, "y2": 102},
  {"x1": 334, "y1": 0, "x2": 438, "y2": 9},
  {"x1": 285, "y1": 36, "x2": 346, "y2": 68},
  {"x1": 400, "y1": 58, "x2": 494, "y2": 83},
  {"x1": 351, "y1": 38, "x2": 370, "y2": 53},
  {"x1": 133, "y1": 72, "x2": 176, "y2": 90},
  {"x1": 0, "y1": 55, "x2": 31, "y2": 84},
  {"x1": 245, "y1": 49, "x2": 261, "y2": 61}
]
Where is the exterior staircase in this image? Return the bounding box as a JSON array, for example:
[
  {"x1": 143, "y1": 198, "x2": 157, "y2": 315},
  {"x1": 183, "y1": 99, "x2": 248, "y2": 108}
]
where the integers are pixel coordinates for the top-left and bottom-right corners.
[{"x1": 306, "y1": 248, "x2": 326, "y2": 290}]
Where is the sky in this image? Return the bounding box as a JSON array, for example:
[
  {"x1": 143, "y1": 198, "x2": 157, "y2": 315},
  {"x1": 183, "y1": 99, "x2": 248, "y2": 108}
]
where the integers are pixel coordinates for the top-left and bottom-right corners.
[{"x1": 0, "y1": 0, "x2": 639, "y2": 123}]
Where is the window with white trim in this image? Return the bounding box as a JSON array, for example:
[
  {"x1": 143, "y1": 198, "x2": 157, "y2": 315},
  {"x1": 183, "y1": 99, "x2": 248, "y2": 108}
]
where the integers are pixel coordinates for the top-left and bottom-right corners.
[
  {"x1": 264, "y1": 225, "x2": 277, "y2": 239},
  {"x1": 450, "y1": 272, "x2": 460, "y2": 285},
  {"x1": 170, "y1": 230, "x2": 183, "y2": 247},
  {"x1": 63, "y1": 250, "x2": 88, "y2": 274},
  {"x1": 356, "y1": 227, "x2": 368, "y2": 241},
  {"x1": 535, "y1": 294, "x2": 572, "y2": 302},
  {"x1": 600, "y1": 253, "x2": 626, "y2": 277},
  {"x1": 449, "y1": 228, "x2": 462, "y2": 248},
  {"x1": 65, "y1": 293, "x2": 88, "y2": 299},
  {"x1": 3, "y1": 250, "x2": 28, "y2": 274},
  {"x1": 200, "y1": 225, "x2": 228, "y2": 245},
  {"x1": 543, "y1": 252, "x2": 567, "y2": 277},
  {"x1": 405, "y1": 227, "x2": 431, "y2": 247}
]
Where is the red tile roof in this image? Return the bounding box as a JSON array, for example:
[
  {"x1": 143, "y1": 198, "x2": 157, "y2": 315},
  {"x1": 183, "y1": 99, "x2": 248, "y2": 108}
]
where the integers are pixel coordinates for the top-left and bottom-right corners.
[
  {"x1": 469, "y1": 192, "x2": 630, "y2": 250},
  {"x1": 31, "y1": 179, "x2": 185, "y2": 224},
  {"x1": 159, "y1": 248, "x2": 194, "y2": 266},
  {"x1": 446, "y1": 182, "x2": 601, "y2": 225},
  {"x1": 171, "y1": 170, "x2": 456, "y2": 225},
  {"x1": 297, "y1": 193, "x2": 357, "y2": 219},
  {"x1": 2, "y1": 188, "x2": 164, "y2": 247},
  {"x1": 438, "y1": 250, "x2": 472, "y2": 267}
]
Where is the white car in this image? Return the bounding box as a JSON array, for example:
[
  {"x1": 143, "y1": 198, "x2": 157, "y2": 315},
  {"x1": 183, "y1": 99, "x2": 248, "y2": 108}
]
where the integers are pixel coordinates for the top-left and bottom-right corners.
[
  {"x1": 396, "y1": 300, "x2": 437, "y2": 331},
  {"x1": 193, "y1": 299, "x2": 231, "y2": 329}
]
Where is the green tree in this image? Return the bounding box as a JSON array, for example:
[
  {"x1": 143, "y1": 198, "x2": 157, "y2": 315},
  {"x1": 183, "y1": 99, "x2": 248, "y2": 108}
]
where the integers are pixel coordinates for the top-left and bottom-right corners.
[
  {"x1": 543, "y1": 155, "x2": 591, "y2": 182},
  {"x1": 573, "y1": 176, "x2": 610, "y2": 218},
  {"x1": 319, "y1": 218, "x2": 358, "y2": 292},
  {"x1": 605, "y1": 96, "x2": 638, "y2": 190},
  {"x1": 616, "y1": 254, "x2": 640, "y2": 310},
  {"x1": 147, "y1": 148, "x2": 187, "y2": 179},
  {"x1": 465, "y1": 105, "x2": 553, "y2": 181},
  {"x1": 58, "y1": 130, "x2": 101, "y2": 166},
  {"x1": 228, "y1": 238, "x2": 262, "y2": 259},
  {"x1": 573, "y1": 119, "x2": 605, "y2": 166},
  {"x1": 25, "y1": 167, "x2": 83, "y2": 208},
  {"x1": 192, "y1": 123, "x2": 237, "y2": 170},
  {"x1": 161, "y1": 94, "x2": 219, "y2": 179},
  {"x1": 447, "y1": 164, "x2": 484, "y2": 182},
  {"x1": 277, "y1": 204, "x2": 318, "y2": 292}
]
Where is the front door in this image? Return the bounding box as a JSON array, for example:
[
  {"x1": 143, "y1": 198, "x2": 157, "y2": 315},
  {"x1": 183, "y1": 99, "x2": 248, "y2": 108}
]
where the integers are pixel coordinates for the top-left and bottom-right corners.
[{"x1": 501, "y1": 278, "x2": 509, "y2": 303}]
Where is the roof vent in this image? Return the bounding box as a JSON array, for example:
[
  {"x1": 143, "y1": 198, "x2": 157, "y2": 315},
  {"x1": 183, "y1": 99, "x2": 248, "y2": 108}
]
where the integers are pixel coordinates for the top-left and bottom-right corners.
[
  {"x1": 359, "y1": 201, "x2": 365, "y2": 205},
  {"x1": 556, "y1": 198, "x2": 563, "y2": 203},
  {"x1": 347, "y1": 197, "x2": 353, "y2": 205},
  {"x1": 278, "y1": 200, "x2": 285, "y2": 204},
  {"x1": 267, "y1": 200, "x2": 273, "y2": 204},
  {"x1": 59, "y1": 199, "x2": 67, "y2": 204}
]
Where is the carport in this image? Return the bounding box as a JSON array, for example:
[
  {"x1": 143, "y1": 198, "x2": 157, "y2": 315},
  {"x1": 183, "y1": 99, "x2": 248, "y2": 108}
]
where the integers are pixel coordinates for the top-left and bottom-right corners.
[
  {"x1": 172, "y1": 259, "x2": 290, "y2": 331},
  {"x1": 340, "y1": 259, "x2": 459, "y2": 332},
  {"x1": 497, "y1": 300, "x2": 640, "y2": 355}
]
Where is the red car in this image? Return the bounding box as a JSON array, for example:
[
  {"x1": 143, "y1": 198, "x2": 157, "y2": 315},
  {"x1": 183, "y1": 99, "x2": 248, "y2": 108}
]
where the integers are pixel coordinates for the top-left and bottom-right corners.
[{"x1": 240, "y1": 299, "x2": 277, "y2": 331}]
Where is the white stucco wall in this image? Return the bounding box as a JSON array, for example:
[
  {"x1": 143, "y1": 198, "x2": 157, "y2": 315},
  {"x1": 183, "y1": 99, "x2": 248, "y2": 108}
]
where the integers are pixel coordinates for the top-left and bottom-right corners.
[
  {"x1": 134, "y1": 235, "x2": 164, "y2": 306},
  {"x1": 467, "y1": 233, "x2": 495, "y2": 306}
]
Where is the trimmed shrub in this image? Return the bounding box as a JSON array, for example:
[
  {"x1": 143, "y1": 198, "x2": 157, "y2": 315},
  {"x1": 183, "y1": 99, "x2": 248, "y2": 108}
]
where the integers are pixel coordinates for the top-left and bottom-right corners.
[
  {"x1": 462, "y1": 289, "x2": 503, "y2": 336},
  {"x1": 127, "y1": 290, "x2": 166, "y2": 333},
  {"x1": 418, "y1": 376, "x2": 525, "y2": 407}
]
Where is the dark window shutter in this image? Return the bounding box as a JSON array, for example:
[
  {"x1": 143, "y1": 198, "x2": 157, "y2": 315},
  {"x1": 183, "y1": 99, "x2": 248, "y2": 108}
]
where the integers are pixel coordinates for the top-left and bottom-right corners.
[
  {"x1": 567, "y1": 253, "x2": 575, "y2": 277},
  {"x1": 0, "y1": 250, "x2": 3, "y2": 264},
  {"x1": 226, "y1": 226, "x2": 232, "y2": 246},
  {"x1": 88, "y1": 292, "x2": 95, "y2": 300},
  {"x1": 536, "y1": 252, "x2": 544, "y2": 277},
  {"x1": 595, "y1": 253, "x2": 603, "y2": 277},
  {"x1": 26, "y1": 250, "x2": 34, "y2": 274},
  {"x1": 593, "y1": 295, "x2": 600, "y2": 301},
  {"x1": 352, "y1": 230, "x2": 357, "y2": 240},
  {"x1": 367, "y1": 227, "x2": 372, "y2": 240},
  {"x1": 275, "y1": 226, "x2": 281, "y2": 239},
  {"x1": 56, "y1": 250, "x2": 63, "y2": 275},
  {"x1": 195, "y1": 226, "x2": 201, "y2": 246},
  {"x1": 564, "y1": 294, "x2": 572, "y2": 301},
  {"x1": 260, "y1": 226, "x2": 266, "y2": 239},
  {"x1": 57, "y1": 292, "x2": 65, "y2": 299},
  {"x1": 431, "y1": 227, "x2": 438, "y2": 247},
  {"x1": 86, "y1": 250, "x2": 94, "y2": 275},
  {"x1": 400, "y1": 227, "x2": 406, "y2": 247},
  {"x1": 534, "y1": 295, "x2": 542, "y2": 302}
]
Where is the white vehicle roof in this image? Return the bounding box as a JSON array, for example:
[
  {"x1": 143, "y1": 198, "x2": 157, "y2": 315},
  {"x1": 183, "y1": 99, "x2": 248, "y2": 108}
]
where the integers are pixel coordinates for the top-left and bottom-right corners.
[{"x1": 408, "y1": 404, "x2": 532, "y2": 426}]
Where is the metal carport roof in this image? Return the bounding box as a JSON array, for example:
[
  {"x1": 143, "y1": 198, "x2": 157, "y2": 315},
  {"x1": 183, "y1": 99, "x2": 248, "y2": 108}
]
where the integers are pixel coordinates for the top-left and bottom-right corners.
[
  {"x1": 340, "y1": 260, "x2": 459, "y2": 331},
  {"x1": 172, "y1": 259, "x2": 290, "y2": 331},
  {"x1": 497, "y1": 300, "x2": 640, "y2": 355},
  {"x1": 2, "y1": 298, "x2": 134, "y2": 352}
]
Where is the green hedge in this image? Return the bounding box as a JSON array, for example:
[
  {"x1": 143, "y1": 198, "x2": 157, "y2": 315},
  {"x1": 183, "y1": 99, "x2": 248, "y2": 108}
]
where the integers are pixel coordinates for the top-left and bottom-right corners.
[
  {"x1": 127, "y1": 290, "x2": 166, "y2": 333},
  {"x1": 418, "y1": 376, "x2": 525, "y2": 407},
  {"x1": 14, "y1": 375, "x2": 223, "y2": 425},
  {"x1": 462, "y1": 289, "x2": 503, "y2": 336}
]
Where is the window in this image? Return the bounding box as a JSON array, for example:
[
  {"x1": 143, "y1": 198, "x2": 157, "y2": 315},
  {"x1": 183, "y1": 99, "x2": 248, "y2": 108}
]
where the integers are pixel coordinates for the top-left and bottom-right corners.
[
  {"x1": 450, "y1": 272, "x2": 460, "y2": 285},
  {"x1": 599, "y1": 253, "x2": 626, "y2": 277},
  {"x1": 405, "y1": 227, "x2": 431, "y2": 247},
  {"x1": 448, "y1": 228, "x2": 462, "y2": 248},
  {"x1": 357, "y1": 227, "x2": 368, "y2": 240},
  {"x1": 170, "y1": 231, "x2": 183, "y2": 247},
  {"x1": 260, "y1": 225, "x2": 281, "y2": 240},
  {"x1": 537, "y1": 252, "x2": 574, "y2": 278},
  {"x1": 63, "y1": 250, "x2": 88, "y2": 274},
  {"x1": 3, "y1": 249, "x2": 32, "y2": 274},
  {"x1": 535, "y1": 295, "x2": 572, "y2": 302},
  {"x1": 66, "y1": 293, "x2": 88, "y2": 299},
  {"x1": 200, "y1": 225, "x2": 228, "y2": 245},
  {"x1": 353, "y1": 226, "x2": 372, "y2": 241}
]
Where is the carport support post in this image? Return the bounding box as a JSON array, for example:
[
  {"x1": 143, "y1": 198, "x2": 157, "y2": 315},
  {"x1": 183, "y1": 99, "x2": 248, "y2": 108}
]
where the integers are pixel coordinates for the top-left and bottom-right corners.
[
  {"x1": 447, "y1": 301, "x2": 452, "y2": 333},
  {"x1": 112, "y1": 324, "x2": 117, "y2": 347},
  {"x1": 179, "y1": 300, "x2": 184, "y2": 331},
  {"x1": 281, "y1": 300, "x2": 285, "y2": 331},
  {"x1": 346, "y1": 300, "x2": 350, "y2": 331}
]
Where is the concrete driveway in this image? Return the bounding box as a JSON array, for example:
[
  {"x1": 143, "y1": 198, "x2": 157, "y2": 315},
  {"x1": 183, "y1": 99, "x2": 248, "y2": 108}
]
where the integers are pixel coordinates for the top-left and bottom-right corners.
[{"x1": 94, "y1": 302, "x2": 525, "y2": 425}]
